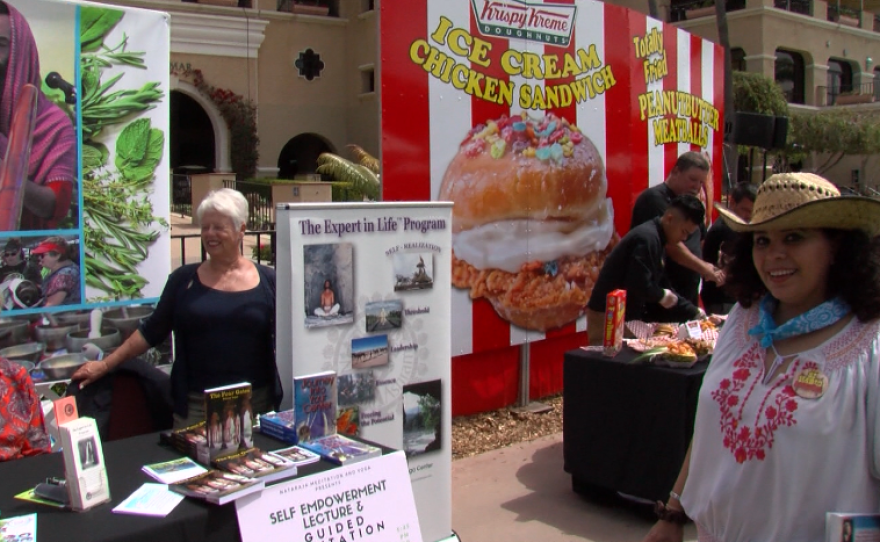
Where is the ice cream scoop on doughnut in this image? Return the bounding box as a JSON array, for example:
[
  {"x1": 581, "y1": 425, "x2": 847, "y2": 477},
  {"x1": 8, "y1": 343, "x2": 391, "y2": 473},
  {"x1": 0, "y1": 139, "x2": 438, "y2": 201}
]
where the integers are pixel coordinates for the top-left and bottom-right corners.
[{"x1": 439, "y1": 112, "x2": 618, "y2": 332}]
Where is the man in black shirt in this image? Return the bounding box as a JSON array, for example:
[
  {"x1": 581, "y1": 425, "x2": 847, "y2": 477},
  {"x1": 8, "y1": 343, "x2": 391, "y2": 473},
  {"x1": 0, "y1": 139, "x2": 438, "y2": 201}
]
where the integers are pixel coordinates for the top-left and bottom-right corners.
[
  {"x1": 630, "y1": 151, "x2": 721, "y2": 306},
  {"x1": 701, "y1": 182, "x2": 756, "y2": 314},
  {"x1": 586, "y1": 196, "x2": 705, "y2": 345}
]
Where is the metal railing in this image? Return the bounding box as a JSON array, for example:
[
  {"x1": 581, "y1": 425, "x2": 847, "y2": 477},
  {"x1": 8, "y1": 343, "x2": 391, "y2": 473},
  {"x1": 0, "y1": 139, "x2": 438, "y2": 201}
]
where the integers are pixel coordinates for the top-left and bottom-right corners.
[
  {"x1": 170, "y1": 230, "x2": 276, "y2": 268},
  {"x1": 222, "y1": 179, "x2": 274, "y2": 231},
  {"x1": 817, "y1": 82, "x2": 877, "y2": 106},
  {"x1": 171, "y1": 174, "x2": 192, "y2": 217},
  {"x1": 827, "y1": 3, "x2": 862, "y2": 23},
  {"x1": 774, "y1": 0, "x2": 811, "y2": 14},
  {"x1": 669, "y1": 0, "x2": 746, "y2": 22}
]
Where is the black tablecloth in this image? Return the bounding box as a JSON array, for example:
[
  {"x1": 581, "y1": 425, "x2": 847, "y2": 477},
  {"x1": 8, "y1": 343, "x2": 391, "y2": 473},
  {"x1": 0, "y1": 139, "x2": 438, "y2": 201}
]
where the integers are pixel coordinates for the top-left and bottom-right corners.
[
  {"x1": 562, "y1": 347, "x2": 708, "y2": 502},
  {"x1": 0, "y1": 432, "x2": 372, "y2": 542}
]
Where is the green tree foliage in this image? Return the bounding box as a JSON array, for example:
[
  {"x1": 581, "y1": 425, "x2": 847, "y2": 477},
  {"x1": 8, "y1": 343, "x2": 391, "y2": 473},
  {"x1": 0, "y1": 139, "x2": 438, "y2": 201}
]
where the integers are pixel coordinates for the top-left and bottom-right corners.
[
  {"x1": 316, "y1": 144, "x2": 381, "y2": 201},
  {"x1": 733, "y1": 71, "x2": 789, "y2": 116},
  {"x1": 783, "y1": 109, "x2": 880, "y2": 174}
]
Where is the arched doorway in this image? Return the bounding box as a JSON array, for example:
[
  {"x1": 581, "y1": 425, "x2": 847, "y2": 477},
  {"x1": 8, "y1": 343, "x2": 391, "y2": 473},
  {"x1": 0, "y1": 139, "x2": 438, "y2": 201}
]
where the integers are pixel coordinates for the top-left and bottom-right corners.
[
  {"x1": 170, "y1": 91, "x2": 216, "y2": 172},
  {"x1": 277, "y1": 134, "x2": 334, "y2": 180}
]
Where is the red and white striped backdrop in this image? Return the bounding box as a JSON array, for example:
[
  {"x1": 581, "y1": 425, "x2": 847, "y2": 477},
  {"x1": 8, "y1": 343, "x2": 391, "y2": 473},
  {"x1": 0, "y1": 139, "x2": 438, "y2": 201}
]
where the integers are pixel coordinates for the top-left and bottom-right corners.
[{"x1": 381, "y1": 0, "x2": 724, "y2": 357}]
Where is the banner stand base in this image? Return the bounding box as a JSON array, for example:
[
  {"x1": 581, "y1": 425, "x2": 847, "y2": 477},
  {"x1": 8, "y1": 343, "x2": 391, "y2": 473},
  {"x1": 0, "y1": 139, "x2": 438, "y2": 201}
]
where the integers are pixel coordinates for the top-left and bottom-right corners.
[
  {"x1": 512, "y1": 401, "x2": 552, "y2": 414},
  {"x1": 437, "y1": 531, "x2": 462, "y2": 542}
]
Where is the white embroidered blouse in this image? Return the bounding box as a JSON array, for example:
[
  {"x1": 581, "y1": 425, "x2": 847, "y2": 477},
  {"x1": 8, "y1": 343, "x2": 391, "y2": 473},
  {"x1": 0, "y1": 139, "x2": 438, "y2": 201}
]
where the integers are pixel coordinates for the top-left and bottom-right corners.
[{"x1": 681, "y1": 304, "x2": 880, "y2": 542}]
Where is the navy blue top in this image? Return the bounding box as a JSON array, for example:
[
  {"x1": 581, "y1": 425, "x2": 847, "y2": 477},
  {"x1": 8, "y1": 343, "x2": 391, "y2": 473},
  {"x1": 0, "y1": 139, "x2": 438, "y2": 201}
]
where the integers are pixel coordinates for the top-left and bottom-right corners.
[{"x1": 140, "y1": 263, "x2": 279, "y2": 417}]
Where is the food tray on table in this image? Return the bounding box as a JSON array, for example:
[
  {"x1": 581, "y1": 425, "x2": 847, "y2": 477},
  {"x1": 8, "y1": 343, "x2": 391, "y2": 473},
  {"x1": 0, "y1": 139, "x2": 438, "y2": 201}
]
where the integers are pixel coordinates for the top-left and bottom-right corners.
[{"x1": 624, "y1": 318, "x2": 719, "y2": 368}]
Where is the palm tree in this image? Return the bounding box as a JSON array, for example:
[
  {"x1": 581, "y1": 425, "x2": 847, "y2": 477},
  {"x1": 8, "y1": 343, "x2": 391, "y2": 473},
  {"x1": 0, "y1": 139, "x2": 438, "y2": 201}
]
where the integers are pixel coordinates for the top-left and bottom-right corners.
[{"x1": 315, "y1": 144, "x2": 380, "y2": 201}]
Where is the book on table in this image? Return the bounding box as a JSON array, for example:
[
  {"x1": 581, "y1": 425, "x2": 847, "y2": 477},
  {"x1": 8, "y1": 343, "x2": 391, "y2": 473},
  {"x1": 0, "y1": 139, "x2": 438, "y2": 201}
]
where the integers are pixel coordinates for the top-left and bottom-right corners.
[
  {"x1": 142, "y1": 456, "x2": 208, "y2": 484},
  {"x1": 293, "y1": 371, "x2": 337, "y2": 442},
  {"x1": 204, "y1": 382, "x2": 254, "y2": 456},
  {"x1": 299, "y1": 434, "x2": 382, "y2": 466},
  {"x1": 211, "y1": 447, "x2": 297, "y2": 484},
  {"x1": 160, "y1": 421, "x2": 211, "y2": 465},
  {"x1": 269, "y1": 445, "x2": 321, "y2": 466},
  {"x1": 259, "y1": 409, "x2": 298, "y2": 444},
  {"x1": 168, "y1": 470, "x2": 264, "y2": 506}
]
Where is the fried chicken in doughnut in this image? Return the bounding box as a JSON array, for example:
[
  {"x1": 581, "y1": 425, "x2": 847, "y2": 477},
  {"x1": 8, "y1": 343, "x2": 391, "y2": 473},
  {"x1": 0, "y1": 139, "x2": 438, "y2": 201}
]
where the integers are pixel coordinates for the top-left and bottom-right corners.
[{"x1": 439, "y1": 112, "x2": 617, "y2": 331}]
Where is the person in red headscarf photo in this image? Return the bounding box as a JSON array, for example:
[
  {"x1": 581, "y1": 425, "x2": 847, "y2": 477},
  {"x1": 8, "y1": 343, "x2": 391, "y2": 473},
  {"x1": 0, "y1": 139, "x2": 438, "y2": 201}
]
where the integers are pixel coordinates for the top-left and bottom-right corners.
[{"x1": 0, "y1": 1, "x2": 76, "y2": 231}]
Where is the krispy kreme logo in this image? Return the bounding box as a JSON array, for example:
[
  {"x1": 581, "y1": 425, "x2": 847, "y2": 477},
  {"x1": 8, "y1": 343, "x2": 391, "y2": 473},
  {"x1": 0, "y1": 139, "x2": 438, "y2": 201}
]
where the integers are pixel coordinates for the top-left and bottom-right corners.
[{"x1": 471, "y1": 0, "x2": 576, "y2": 46}]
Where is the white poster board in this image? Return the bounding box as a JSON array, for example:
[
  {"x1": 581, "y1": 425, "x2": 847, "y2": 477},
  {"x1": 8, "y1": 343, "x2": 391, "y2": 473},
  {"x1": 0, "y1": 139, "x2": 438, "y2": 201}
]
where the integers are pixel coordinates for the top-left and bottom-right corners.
[
  {"x1": 276, "y1": 202, "x2": 453, "y2": 542},
  {"x1": 236, "y1": 451, "x2": 422, "y2": 542}
]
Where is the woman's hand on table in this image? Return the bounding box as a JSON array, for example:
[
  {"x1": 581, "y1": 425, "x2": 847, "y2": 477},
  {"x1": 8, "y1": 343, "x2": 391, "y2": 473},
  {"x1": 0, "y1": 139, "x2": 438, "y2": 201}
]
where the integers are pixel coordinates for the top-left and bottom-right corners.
[
  {"x1": 642, "y1": 520, "x2": 684, "y2": 542},
  {"x1": 71, "y1": 360, "x2": 109, "y2": 387}
]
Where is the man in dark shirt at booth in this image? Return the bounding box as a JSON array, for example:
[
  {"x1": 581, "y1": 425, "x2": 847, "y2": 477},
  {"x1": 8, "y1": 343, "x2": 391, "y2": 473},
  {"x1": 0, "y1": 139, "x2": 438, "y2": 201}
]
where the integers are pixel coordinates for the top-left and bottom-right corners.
[
  {"x1": 701, "y1": 182, "x2": 756, "y2": 314},
  {"x1": 586, "y1": 196, "x2": 705, "y2": 345},
  {"x1": 630, "y1": 152, "x2": 721, "y2": 306}
]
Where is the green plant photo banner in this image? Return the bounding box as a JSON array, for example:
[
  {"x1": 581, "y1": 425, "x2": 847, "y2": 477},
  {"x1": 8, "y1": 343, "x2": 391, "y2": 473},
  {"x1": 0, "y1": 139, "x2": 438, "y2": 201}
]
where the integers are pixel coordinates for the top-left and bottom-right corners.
[{"x1": 1, "y1": 0, "x2": 170, "y2": 321}]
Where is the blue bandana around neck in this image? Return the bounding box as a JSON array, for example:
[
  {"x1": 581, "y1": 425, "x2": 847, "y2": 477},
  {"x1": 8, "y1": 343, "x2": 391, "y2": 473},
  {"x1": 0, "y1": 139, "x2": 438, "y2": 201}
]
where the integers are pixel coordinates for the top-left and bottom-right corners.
[{"x1": 748, "y1": 295, "x2": 850, "y2": 348}]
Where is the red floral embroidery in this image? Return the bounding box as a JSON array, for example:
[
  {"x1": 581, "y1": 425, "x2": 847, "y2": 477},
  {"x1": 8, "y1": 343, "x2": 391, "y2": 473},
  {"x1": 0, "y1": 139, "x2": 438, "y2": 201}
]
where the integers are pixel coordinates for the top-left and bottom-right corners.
[{"x1": 711, "y1": 344, "x2": 801, "y2": 463}]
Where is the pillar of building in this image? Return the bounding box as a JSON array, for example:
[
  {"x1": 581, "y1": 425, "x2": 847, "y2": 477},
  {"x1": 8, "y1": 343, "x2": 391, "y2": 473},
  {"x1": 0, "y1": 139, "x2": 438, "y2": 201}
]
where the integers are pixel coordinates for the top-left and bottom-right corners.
[
  {"x1": 812, "y1": 0, "x2": 828, "y2": 19},
  {"x1": 744, "y1": 54, "x2": 776, "y2": 79},
  {"x1": 806, "y1": 63, "x2": 829, "y2": 105}
]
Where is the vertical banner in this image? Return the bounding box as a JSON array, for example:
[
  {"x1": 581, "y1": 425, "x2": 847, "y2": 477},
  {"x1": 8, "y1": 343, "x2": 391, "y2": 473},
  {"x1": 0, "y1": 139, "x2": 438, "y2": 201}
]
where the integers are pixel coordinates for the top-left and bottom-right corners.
[
  {"x1": 276, "y1": 202, "x2": 454, "y2": 542},
  {"x1": 1, "y1": 0, "x2": 170, "y2": 315},
  {"x1": 380, "y1": 0, "x2": 724, "y2": 356}
]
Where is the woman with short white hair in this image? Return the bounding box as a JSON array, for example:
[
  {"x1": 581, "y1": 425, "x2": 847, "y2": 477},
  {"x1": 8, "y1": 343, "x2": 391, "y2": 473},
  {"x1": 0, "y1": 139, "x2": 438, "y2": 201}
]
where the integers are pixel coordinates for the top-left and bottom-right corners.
[{"x1": 73, "y1": 188, "x2": 282, "y2": 428}]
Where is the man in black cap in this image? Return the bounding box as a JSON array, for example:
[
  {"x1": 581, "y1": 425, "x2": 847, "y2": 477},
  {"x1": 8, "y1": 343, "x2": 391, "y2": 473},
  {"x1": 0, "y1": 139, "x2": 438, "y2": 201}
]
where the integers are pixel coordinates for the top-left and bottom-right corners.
[{"x1": 0, "y1": 238, "x2": 42, "y2": 284}]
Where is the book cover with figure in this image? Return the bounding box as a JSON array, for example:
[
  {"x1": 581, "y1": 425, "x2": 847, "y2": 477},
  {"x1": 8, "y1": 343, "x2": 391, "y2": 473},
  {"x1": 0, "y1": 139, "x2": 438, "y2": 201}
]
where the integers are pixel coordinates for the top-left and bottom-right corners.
[
  {"x1": 168, "y1": 470, "x2": 264, "y2": 506},
  {"x1": 204, "y1": 382, "x2": 253, "y2": 456},
  {"x1": 212, "y1": 447, "x2": 297, "y2": 484},
  {"x1": 299, "y1": 434, "x2": 382, "y2": 466},
  {"x1": 293, "y1": 371, "x2": 337, "y2": 442}
]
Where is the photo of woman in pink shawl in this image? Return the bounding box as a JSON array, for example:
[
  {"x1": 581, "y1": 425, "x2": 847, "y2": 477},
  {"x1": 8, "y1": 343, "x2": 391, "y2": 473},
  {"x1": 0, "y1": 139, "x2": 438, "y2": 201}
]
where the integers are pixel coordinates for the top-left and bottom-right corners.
[{"x1": 0, "y1": 1, "x2": 76, "y2": 231}]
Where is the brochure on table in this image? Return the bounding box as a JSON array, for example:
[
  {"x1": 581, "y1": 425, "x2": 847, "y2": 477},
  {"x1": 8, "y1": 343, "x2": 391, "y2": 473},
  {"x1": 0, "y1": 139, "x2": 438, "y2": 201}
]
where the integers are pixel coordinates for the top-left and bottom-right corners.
[
  {"x1": 276, "y1": 202, "x2": 453, "y2": 542},
  {"x1": 236, "y1": 451, "x2": 421, "y2": 542}
]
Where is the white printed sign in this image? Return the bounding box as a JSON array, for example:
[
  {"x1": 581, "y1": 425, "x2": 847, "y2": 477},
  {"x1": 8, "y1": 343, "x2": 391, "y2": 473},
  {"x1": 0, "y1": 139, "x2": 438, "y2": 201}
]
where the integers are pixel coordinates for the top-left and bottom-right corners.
[{"x1": 236, "y1": 452, "x2": 422, "y2": 542}]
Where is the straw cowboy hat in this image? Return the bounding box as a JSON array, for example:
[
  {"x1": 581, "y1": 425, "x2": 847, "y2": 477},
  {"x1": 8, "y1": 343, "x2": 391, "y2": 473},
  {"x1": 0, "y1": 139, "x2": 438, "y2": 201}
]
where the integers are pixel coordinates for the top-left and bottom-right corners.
[{"x1": 717, "y1": 172, "x2": 880, "y2": 237}]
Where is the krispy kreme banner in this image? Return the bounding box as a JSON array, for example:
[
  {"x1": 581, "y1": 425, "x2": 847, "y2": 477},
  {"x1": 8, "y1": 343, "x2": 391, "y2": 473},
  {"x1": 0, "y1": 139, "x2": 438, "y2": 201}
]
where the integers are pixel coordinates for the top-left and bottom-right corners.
[{"x1": 381, "y1": 0, "x2": 724, "y2": 356}]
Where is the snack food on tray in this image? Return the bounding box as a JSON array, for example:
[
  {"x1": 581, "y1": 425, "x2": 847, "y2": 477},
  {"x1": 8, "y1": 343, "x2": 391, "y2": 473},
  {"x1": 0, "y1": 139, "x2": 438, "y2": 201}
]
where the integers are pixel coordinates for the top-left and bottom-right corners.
[
  {"x1": 663, "y1": 340, "x2": 698, "y2": 364},
  {"x1": 653, "y1": 323, "x2": 678, "y2": 337},
  {"x1": 626, "y1": 336, "x2": 675, "y2": 353},
  {"x1": 440, "y1": 112, "x2": 617, "y2": 331}
]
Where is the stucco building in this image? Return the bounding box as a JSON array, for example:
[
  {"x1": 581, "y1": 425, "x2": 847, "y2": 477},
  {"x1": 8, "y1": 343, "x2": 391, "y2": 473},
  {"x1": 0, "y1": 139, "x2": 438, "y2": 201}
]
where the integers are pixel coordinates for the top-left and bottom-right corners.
[{"x1": 98, "y1": 0, "x2": 879, "y2": 190}]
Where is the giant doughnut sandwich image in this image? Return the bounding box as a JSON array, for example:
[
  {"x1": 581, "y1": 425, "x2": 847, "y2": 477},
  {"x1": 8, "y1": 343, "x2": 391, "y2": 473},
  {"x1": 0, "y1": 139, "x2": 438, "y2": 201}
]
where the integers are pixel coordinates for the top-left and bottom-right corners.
[{"x1": 439, "y1": 112, "x2": 618, "y2": 331}]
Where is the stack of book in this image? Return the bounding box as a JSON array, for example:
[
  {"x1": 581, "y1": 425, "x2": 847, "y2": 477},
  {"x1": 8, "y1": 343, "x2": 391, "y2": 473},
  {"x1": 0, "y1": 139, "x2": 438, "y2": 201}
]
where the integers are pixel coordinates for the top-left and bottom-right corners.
[
  {"x1": 160, "y1": 421, "x2": 211, "y2": 465},
  {"x1": 259, "y1": 410, "x2": 297, "y2": 443},
  {"x1": 211, "y1": 447, "x2": 298, "y2": 483},
  {"x1": 168, "y1": 470, "x2": 264, "y2": 506}
]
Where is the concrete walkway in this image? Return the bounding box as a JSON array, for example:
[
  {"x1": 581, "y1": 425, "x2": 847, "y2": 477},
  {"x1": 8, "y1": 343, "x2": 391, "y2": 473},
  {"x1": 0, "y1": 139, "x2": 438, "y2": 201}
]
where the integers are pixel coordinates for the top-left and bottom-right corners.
[{"x1": 452, "y1": 433, "x2": 698, "y2": 542}]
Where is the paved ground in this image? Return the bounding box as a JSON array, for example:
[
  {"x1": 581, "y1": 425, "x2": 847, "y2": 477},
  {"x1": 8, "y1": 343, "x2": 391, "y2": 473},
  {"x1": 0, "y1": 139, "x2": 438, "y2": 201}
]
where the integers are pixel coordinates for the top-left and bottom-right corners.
[{"x1": 451, "y1": 433, "x2": 698, "y2": 542}]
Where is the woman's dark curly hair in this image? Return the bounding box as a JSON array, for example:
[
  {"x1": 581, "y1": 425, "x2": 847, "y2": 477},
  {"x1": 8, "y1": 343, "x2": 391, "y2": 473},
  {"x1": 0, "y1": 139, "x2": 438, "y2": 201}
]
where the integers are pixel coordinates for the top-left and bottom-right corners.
[{"x1": 724, "y1": 228, "x2": 880, "y2": 321}]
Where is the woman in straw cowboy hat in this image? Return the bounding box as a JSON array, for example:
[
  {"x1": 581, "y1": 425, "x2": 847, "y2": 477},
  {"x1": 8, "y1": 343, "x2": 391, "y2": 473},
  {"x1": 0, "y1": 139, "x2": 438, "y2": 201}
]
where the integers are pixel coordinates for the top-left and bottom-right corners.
[{"x1": 644, "y1": 173, "x2": 880, "y2": 542}]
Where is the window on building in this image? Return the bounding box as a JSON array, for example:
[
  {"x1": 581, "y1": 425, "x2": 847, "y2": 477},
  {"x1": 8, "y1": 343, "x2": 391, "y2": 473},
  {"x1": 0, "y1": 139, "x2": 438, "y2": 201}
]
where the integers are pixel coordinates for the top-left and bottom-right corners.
[
  {"x1": 827, "y1": 58, "x2": 854, "y2": 104},
  {"x1": 362, "y1": 0, "x2": 375, "y2": 12},
  {"x1": 360, "y1": 65, "x2": 375, "y2": 94},
  {"x1": 731, "y1": 48, "x2": 746, "y2": 72},
  {"x1": 775, "y1": 49, "x2": 805, "y2": 104},
  {"x1": 295, "y1": 49, "x2": 325, "y2": 81}
]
